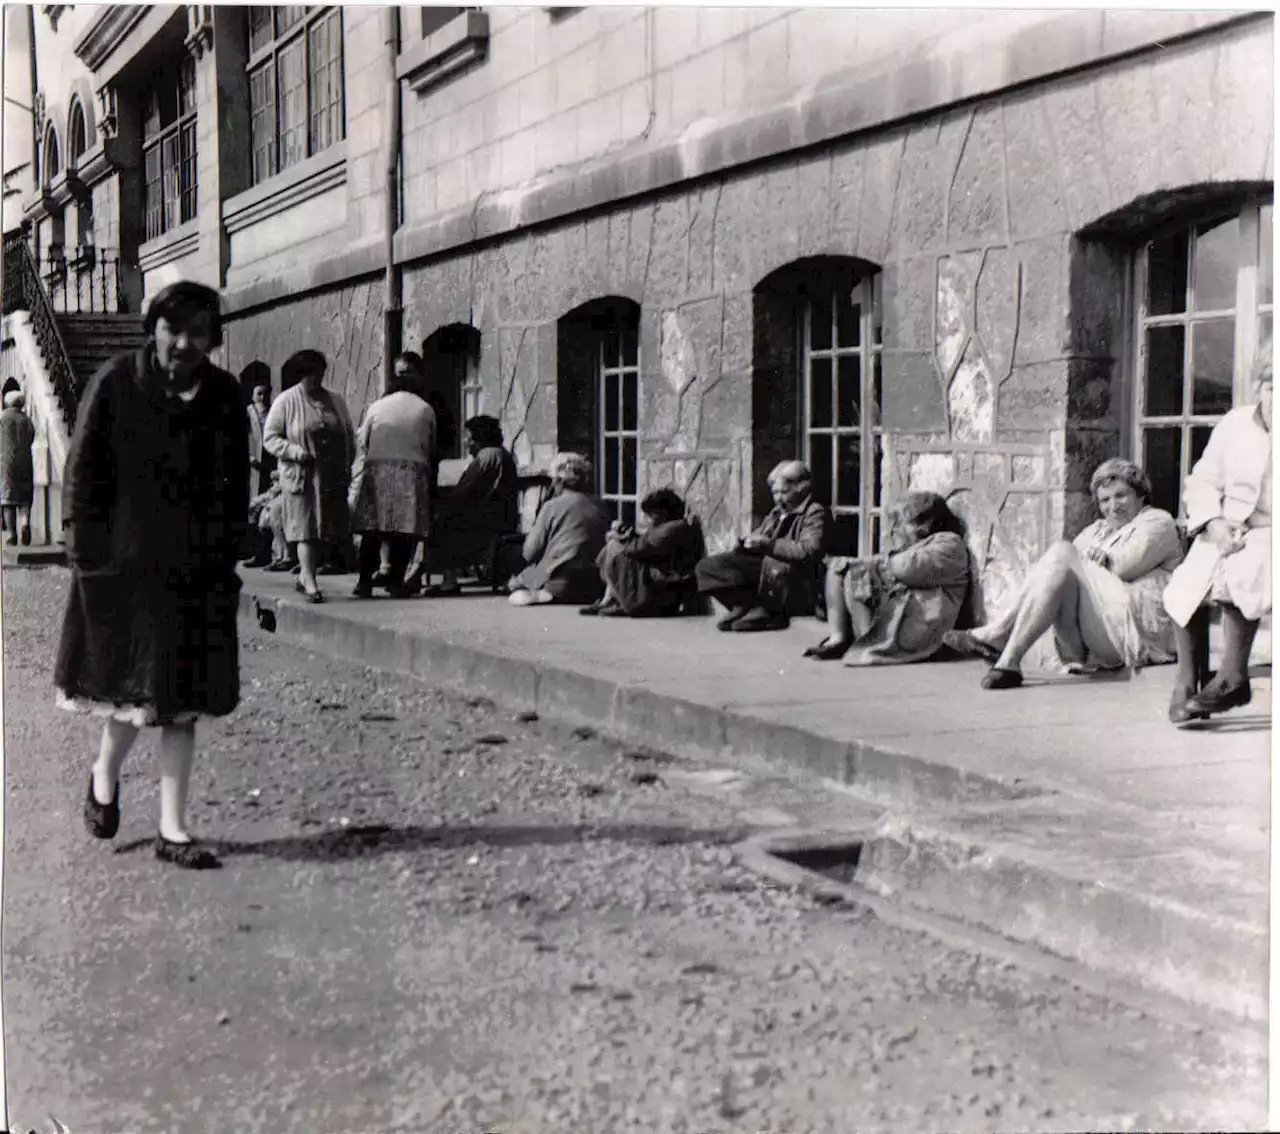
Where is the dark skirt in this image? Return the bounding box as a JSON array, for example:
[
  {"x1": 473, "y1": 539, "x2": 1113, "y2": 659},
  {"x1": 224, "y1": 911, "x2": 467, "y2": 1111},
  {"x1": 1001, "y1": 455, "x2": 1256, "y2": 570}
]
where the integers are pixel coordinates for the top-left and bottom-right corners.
[
  {"x1": 512, "y1": 561, "x2": 603, "y2": 605},
  {"x1": 600, "y1": 542, "x2": 687, "y2": 617}
]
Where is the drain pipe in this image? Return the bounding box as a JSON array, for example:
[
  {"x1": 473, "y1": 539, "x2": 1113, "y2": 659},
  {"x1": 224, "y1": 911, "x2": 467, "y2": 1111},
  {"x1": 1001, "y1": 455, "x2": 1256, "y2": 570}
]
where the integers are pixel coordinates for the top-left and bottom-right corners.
[{"x1": 382, "y1": 4, "x2": 403, "y2": 396}]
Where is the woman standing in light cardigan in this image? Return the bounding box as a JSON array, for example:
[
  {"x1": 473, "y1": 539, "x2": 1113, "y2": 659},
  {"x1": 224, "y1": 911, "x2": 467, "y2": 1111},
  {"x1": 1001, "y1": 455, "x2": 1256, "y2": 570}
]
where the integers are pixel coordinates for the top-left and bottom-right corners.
[{"x1": 263, "y1": 349, "x2": 355, "y2": 603}]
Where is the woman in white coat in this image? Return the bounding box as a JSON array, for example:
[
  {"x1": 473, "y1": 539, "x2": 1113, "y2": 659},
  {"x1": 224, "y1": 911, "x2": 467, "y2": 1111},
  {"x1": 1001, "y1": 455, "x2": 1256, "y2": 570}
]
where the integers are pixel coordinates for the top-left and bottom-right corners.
[{"x1": 1165, "y1": 346, "x2": 1272, "y2": 723}]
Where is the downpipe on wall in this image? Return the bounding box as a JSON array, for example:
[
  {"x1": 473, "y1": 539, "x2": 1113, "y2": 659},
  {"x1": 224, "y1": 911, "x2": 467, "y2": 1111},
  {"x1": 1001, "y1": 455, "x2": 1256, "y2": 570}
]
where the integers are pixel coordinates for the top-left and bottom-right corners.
[{"x1": 382, "y1": 4, "x2": 403, "y2": 396}]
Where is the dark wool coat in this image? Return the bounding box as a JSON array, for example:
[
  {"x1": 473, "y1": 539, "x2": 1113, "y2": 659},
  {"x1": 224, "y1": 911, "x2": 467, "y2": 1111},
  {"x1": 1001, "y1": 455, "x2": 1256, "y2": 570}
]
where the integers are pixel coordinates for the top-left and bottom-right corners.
[
  {"x1": 54, "y1": 348, "x2": 250, "y2": 721},
  {"x1": 754, "y1": 498, "x2": 832, "y2": 614},
  {"x1": 0, "y1": 406, "x2": 36, "y2": 507}
]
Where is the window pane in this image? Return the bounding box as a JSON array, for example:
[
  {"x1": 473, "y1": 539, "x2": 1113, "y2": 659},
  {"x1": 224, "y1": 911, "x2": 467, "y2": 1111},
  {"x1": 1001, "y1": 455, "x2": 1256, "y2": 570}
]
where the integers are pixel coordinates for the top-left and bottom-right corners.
[
  {"x1": 179, "y1": 120, "x2": 198, "y2": 223},
  {"x1": 178, "y1": 57, "x2": 197, "y2": 117},
  {"x1": 870, "y1": 352, "x2": 882, "y2": 425},
  {"x1": 600, "y1": 326, "x2": 619, "y2": 371},
  {"x1": 836, "y1": 433, "x2": 861, "y2": 508},
  {"x1": 1190, "y1": 424, "x2": 1214, "y2": 471},
  {"x1": 603, "y1": 371, "x2": 619, "y2": 432},
  {"x1": 144, "y1": 144, "x2": 163, "y2": 240},
  {"x1": 869, "y1": 512, "x2": 880, "y2": 554},
  {"x1": 422, "y1": 6, "x2": 464, "y2": 37},
  {"x1": 1260, "y1": 312, "x2": 1272, "y2": 348},
  {"x1": 809, "y1": 293, "x2": 832, "y2": 352},
  {"x1": 872, "y1": 433, "x2": 884, "y2": 510},
  {"x1": 1143, "y1": 427, "x2": 1182, "y2": 518},
  {"x1": 249, "y1": 62, "x2": 276, "y2": 184},
  {"x1": 1147, "y1": 231, "x2": 1189, "y2": 317},
  {"x1": 276, "y1": 6, "x2": 306, "y2": 35},
  {"x1": 1143, "y1": 324, "x2": 1185, "y2": 416},
  {"x1": 1192, "y1": 215, "x2": 1239, "y2": 314},
  {"x1": 809, "y1": 433, "x2": 833, "y2": 508},
  {"x1": 309, "y1": 10, "x2": 344, "y2": 155},
  {"x1": 871, "y1": 275, "x2": 883, "y2": 346},
  {"x1": 836, "y1": 354, "x2": 860, "y2": 428},
  {"x1": 808, "y1": 357, "x2": 832, "y2": 427},
  {"x1": 248, "y1": 6, "x2": 273, "y2": 53},
  {"x1": 1260, "y1": 204, "x2": 1273, "y2": 307},
  {"x1": 603, "y1": 436, "x2": 619, "y2": 495},
  {"x1": 836, "y1": 293, "x2": 860, "y2": 349},
  {"x1": 278, "y1": 38, "x2": 307, "y2": 171},
  {"x1": 621, "y1": 438, "x2": 637, "y2": 496},
  {"x1": 620, "y1": 500, "x2": 637, "y2": 528},
  {"x1": 621, "y1": 373, "x2": 637, "y2": 432},
  {"x1": 143, "y1": 89, "x2": 162, "y2": 139},
  {"x1": 1190, "y1": 318, "x2": 1235, "y2": 416},
  {"x1": 621, "y1": 316, "x2": 639, "y2": 368},
  {"x1": 162, "y1": 132, "x2": 181, "y2": 232}
]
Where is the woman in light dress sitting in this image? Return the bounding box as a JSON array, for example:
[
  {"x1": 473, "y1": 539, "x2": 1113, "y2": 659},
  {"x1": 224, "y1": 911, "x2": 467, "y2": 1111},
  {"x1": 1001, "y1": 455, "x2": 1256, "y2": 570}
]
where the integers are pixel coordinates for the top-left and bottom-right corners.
[{"x1": 944, "y1": 458, "x2": 1183, "y2": 689}]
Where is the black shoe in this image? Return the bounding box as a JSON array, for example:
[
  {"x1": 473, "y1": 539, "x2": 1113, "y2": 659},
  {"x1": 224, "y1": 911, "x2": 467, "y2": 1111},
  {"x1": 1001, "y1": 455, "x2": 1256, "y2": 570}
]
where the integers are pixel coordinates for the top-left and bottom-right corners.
[
  {"x1": 579, "y1": 602, "x2": 602, "y2": 616},
  {"x1": 264, "y1": 559, "x2": 294, "y2": 573},
  {"x1": 981, "y1": 667, "x2": 1023, "y2": 690},
  {"x1": 352, "y1": 581, "x2": 374, "y2": 599},
  {"x1": 19, "y1": 525, "x2": 31, "y2": 547},
  {"x1": 154, "y1": 836, "x2": 220, "y2": 870},
  {"x1": 83, "y1": 775, "x2": 120, "y2": 840},
  {"x1": 1168, "y1": 685, "x2": 1210, "y2": 725},
  {"x1": 716, "y1": 605, "x2": 750, "y2": 631},
  {"x1": 803, "y1": 638, "x2": 849, "y2": 660},
  {"x1": 244, "y1": 555, "x2": 272, "y2": 569},
  {"x1": 1184, "y1": 676, "x2": 1252, "y2": 716},
  {"x1": 731, "y1": 607, "x2": 790, "y2": 633}
]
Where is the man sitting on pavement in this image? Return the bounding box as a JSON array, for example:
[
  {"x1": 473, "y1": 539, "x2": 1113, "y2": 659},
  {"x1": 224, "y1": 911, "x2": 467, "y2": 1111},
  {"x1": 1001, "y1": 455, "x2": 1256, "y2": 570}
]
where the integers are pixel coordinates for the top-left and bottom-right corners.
[{"x1": 695, "y1": 459, "x2": 831, "y2": 632}]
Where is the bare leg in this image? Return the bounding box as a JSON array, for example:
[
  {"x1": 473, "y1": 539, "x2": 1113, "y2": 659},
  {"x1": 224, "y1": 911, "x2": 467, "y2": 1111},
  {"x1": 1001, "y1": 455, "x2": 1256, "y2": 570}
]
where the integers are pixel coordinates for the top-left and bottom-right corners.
[
  {"x1": 92, "y1": 719, "x2": 139, "y2": 805},
  {"x1": 157, "y1": 722, "x2": 197, "y2": 844},
  {"x1": 297, "y1": 540, "x2": 321, "y2": 593},
  {"x1": 823, "y1": 567, "x2": 853, "y2": 645},
  {"x1": 847, "y1": 599, "x2": 874, "y2": 641},
  {"x1": 993, "y1": 543, "x2": 1085, "y2": 673}
]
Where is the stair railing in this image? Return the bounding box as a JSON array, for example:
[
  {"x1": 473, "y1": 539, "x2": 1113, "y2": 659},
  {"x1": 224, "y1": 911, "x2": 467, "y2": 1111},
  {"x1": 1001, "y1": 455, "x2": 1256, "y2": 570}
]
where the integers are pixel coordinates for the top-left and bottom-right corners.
[
  {"x1": 3, "y1": 232, "x2": 82, "y2": 432},
  {"x1": 38, "y1": 245, "x2": 125, "y2": 314}
]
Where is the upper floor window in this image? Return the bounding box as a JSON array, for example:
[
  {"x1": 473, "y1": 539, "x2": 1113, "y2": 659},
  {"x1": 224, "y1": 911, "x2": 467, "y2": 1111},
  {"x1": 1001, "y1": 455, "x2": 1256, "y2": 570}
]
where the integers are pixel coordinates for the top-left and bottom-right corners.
[
  {"x1": 247, "y1": 5, "x2": 345, "y2": 186},
  {"x1": 1133, "y1": 199, "x2": 1272, "y2": 518},
  {"x1": 68, "y1": 102, "x2": 87, "y2": 168},
  {"x1": 142, "y1": 56, "x2": 199, "y2": 241},
  {"x1": 42, "y1": 124, "x2": 60, "y2": 187}
]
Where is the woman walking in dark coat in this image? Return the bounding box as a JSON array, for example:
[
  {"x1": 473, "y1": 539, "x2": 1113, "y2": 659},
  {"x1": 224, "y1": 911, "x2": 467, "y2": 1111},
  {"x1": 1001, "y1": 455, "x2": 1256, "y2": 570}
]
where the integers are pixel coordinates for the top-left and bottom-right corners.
[
  {"x1": 54, "y1": 281, "x2": 249, "y2": 870},
  {"x1": 0, "y1": 390, "x2": 36, "y2": 545}
]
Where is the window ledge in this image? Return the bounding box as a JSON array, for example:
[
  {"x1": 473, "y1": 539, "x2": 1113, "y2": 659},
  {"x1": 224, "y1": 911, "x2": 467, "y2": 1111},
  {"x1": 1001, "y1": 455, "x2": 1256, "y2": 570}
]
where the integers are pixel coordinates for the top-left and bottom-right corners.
[
  {"x1": 222, "y1": 143, "x2": 348, "y2": 235},
  {"x1": 138, "y1": 219, "x2": 200, "y2": 272},
  {"x1": 396, "y1": 10, "x2": 489, "y2": 95},
  {"x1": 76, "y1": 138, "x2": 133, "y2": 190}
]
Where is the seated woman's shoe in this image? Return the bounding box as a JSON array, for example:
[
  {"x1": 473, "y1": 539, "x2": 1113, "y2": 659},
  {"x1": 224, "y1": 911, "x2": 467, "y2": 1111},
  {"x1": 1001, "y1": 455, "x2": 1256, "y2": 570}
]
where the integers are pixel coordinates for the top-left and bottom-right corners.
[
  {"x1": 1184, "y1": 675, "x2": 1252, "y2": 715},
  {"x1": 732, "y1": 606, "x2": 789, "y2": 632},
  {"x1": 596, "y1": 602, "x2": 628, "y2": 617},
  {"x1": 716, "y1": 605, "x2": 750, "y2": 631},
  {"x1": 942, "y1": 629, "x2": 1001, "y2": 662},
  {"x1": 1168, "y1": 686, "x2": 1210, "y2": 725},
  {"x1": 352, "y1": 581, "x2": 374, "y2": 599},
  {"x1": 264, "y1": 559, "x2": 295, "y2": 572},
  {"x1": 154, "y1": 836, "x2": 220, "y2": 870},
  {"x1": 980, "y1": 667, "x2": 1023, "y2": 690},
  {"x1": 19, "y1": 524, "x2": 31, "y2": 547},
  {"x1": 579, "y1": 600, "x2": 604, "y2": 616},
  {"x1": 803, "y1": 638, "x2": 849, "y2": 660},
  {"x1": 83, "y1": 775, "x2": 120, "y2": 840}
]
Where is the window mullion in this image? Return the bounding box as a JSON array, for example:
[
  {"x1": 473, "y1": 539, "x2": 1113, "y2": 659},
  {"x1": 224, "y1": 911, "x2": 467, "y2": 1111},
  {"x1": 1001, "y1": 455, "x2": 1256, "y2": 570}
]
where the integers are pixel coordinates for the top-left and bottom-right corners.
[{"x1": 1235, "y1": 203, "x2": 1260, "y2": 404}]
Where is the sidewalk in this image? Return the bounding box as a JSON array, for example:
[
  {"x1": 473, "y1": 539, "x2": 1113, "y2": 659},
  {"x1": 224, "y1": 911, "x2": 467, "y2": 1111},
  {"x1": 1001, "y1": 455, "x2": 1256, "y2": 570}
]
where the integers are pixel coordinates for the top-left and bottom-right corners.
[{"x1": 241, "y1": 568, "x2": 1270, "y2": 1021}]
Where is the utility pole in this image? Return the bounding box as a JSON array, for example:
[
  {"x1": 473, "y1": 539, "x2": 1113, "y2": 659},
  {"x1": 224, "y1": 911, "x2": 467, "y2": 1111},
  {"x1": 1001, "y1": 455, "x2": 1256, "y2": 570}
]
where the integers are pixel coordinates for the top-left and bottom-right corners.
[{"x1": 26, "y1": 4, "x2": 39, "y2": 199}]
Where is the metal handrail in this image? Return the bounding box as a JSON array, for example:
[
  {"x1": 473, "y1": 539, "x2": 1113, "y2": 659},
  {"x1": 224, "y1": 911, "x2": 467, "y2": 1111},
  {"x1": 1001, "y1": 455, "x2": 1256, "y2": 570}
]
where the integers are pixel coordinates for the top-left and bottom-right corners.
[{"x1": 3, "y1": 231, "x2": 82, "y2": 432}]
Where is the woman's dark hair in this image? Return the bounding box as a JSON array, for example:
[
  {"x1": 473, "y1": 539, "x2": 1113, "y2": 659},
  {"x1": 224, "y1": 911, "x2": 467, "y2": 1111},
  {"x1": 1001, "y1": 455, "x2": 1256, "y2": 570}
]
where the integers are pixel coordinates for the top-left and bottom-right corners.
[
  {"x1": 281, "y1": 349, "x2": 328, "y2": 389},
  {"x1": 895, "y1": 490, "x2": 966, "y2": 539},
  {"x1": 640, "y1": 487, "x2": 686, "y2": 522},
  {"x1": 464, "y1": 414, "x2": 504, "y2": 449},
  {"x1": 145, "y1": 281, "x2": 224, "y2": 348}
]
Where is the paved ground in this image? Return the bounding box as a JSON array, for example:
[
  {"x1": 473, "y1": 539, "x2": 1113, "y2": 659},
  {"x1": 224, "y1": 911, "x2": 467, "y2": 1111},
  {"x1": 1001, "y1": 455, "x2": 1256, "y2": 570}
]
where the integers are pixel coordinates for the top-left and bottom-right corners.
[{"x1": 1, "y1": 567, "x2": 1265, "y2": 1133}]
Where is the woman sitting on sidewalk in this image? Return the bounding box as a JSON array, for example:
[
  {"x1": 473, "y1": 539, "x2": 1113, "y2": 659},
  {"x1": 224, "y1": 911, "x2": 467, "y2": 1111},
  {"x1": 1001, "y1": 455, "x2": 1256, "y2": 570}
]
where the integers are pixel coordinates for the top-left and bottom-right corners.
[
  {"x1": 582, "y1": 487, "x2": 705, "y2": 618},
  {"x1": 508, "y1": 452, "x2": 611, "y2": 606},
  {"x1": 944, "y1": 458, "x2": 1183, "y2": 689},
  {"x1": 1164, "y1": 347, "x2": 1271, "y2": 724},
  {"x1": 804, "y1": 491, "x2": 970, "y2": 665}
]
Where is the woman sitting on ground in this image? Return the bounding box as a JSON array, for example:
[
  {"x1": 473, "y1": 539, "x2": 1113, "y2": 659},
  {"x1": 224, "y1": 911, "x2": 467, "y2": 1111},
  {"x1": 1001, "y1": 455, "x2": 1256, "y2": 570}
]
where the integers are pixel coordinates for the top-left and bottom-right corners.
[
  {"x1": 508, "y1": 452, "x2": 611, "y2": 607},
  {"x1": 805, "y1": 491, "x2": 970, "y2": 665},
  {"x1": 419, "y1": 414, "x2": 519, "y2": 595},
  {"x1": 944, "y1": 458, "x2": 1183, "y2": 689},
  {"x1": 582, "y1": 487, "x2": 705, "y2": 618},
  {"x1": 1164, "y1": 347, "x2": 1271, "y2": 724}
]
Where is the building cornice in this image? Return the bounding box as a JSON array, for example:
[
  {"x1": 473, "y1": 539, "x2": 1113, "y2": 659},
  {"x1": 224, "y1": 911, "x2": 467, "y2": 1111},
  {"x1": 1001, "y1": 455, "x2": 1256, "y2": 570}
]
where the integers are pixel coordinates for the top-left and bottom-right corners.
[
  {"x1": 73, "y1": 6, "x2": 153, "y2": 73},
  {"x1": 396, "y1": 10, "x2": 489, "y2": 95}
]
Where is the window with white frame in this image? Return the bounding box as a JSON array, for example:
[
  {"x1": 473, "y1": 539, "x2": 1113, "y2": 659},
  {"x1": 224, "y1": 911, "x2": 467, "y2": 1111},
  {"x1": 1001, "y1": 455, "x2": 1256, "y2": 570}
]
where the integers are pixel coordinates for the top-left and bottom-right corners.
[
  {"x1": 803, "y1": 275, "x2": 884, "y2": 555},
  {"x1": 1133, "y1": 199, "x2": 1273, "y2": 519},
  {"x1": 599, "y1": 309, "x2": 641, "y2": 527},
  {"x1": 142, "y1": 57, "x2": 198, "y2": 241},
  {"x1": 247, "y1": 6, "x2": 345, "y2": 186}
]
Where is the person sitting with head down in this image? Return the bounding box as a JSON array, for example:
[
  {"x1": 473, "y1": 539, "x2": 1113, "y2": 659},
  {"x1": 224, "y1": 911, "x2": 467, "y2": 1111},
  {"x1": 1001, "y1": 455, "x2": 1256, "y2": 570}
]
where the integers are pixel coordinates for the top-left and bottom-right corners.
[
  {"x1": 804, "y1": 490, "x2": 971, "y2": 665},
  {"x1": 944, "y1": 457, "x2": 1183, "y2": 689},
  {"x1": 581, "y1": 487, "x2": 705, "y2": 618},
  {"x1": 508, "y1": 451, "x2": 612, "y2": 607},
  {"x1": 695, "y1": 460, "x2": 831, "y2": 632}
]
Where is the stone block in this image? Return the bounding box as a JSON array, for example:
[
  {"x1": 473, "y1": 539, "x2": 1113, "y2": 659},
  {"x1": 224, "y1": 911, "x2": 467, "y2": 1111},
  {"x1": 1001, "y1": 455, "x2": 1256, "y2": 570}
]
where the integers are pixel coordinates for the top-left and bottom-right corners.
[
  {"x1": 1067, "y1": 238, "x2": 1125, "y2": 360},
  {"x1": 720, "y1": 291, "x2": 753, "y2": 376},
  {"x1": 1063, "y1": 489, "x2": 1095, "y2": 541},
  {"x1": 748, "y1": 165, "x2": 802, "y2": 285},
  {"x1": 972, "y1": 451, "x2": 1006, "y2": 487},
  {"x1": 1011, "y1": 453, "x2": 1048, "y2": 487},
  {"x1": 711, "y1": 178, "x2": 756, "y2": 296},
  {"x1": 882, "y1": 256, "x2": 933, "y2": 351},
  {"x1": 626, "y1": 201, "x2": 657, "y2": 295},
  {"x1": 948, "y1": 340, "x2": 996, "y2": 444},
  {"x1": 908, "y1": 452, "x2": 956, "y2": 494},
  {"x1": 947, "y1": 103, "x2": 1007, "y2": 248},
  {"x1": 796, "y1": 152, "x2": 834, "y2": 257},
  {"x1": 1063, "y1": 427, "x2": 1122, "y2": 493},
  {"x1": 886, "y1": 112, "x2": 970, "y2": 260},
  {"x1": 1066, "y1": 356, "x2": 1119, "y2": 425},
  {"x1": 974, "y1": 246, "x2": 1020, "y2": 385},
  {"x1": 1095, "y1": 56, "x2": 1164, "y2": 214},
  {"x1": 935, "y1": 252, "x2": 980, "y2": 378},
  {"x1": 1207, "y1": 23, "x2": 1273, "y2": 184},
  {"x1": 854, "y1": 129, "x2": 906, "y2": 266},
  {"x1": 1039, "y1": 80, "x2": 1114, "y2": 231},
  {"x1": 669, "y1": 50, "x2": 728, "y2": 127},
  {"x1": 829, "y1": 144, "x2": 865, "y2": 253},
  {"x1": 881, "y1": 350, "x2": 946, "y2": 432},
  {"x1": 998, "y1": 362, "x2": 1068, "y2": 434},
  {"x1": 1012, "y1": 235, "x2": 1071, "y2": 365},
  {"x1": 645, "y1": 194, "x2": 692, "y2": 306},
  {"x1": 984, "y1": 489, "x2": 1046, "y2": 612}
]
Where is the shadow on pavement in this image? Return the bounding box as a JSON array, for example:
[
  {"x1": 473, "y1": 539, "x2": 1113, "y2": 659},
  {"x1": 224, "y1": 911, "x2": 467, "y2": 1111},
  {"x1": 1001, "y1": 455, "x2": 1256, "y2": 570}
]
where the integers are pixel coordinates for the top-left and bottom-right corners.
[{"x1": 112, "y1": 821, "x2": 750, "y2": 863}]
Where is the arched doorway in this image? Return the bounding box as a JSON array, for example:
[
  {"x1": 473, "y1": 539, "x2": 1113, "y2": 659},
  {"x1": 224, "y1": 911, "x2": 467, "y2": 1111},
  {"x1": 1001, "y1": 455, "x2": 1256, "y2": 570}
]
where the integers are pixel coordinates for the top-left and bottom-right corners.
[
  {"x1": 421, "y1": 323, "x2": 481, "y2": 460},
  {"x1": 557, "y1": 296, "x2": 641, "y2": 526},
  {"x1": 753, "y1": 256, "x2": 883, "y2": 555}
]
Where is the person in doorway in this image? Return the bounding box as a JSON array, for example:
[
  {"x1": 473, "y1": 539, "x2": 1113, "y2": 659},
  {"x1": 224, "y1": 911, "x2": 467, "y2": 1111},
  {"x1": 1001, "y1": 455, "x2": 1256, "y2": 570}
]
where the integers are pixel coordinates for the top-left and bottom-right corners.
[
  {"x1": 1164, "y1": 347, "x2": 1272, "y2": 724},
  {"x1": 582, "y1": 487, "x2": 705, "y2": 618},
  {"x1": 0, "y1": 389, "x2": 36, "y2": 546},
  {"x1": 695, "y1": 460, "x2": 831, "y2": 632},
  {"x1": 54, "y1": 280, "x2": 248, "y2": 870},
  {"x1": 805, "y1": 491, "x2": 970, "y2": 664},
  {"x1": 508, "y1": 451, "x2": 611, "y2": 606},
  {"x1": 262, "y1": 349, "x2": 356, "y2": 602},
  {"x1": 348, "y1": 358, "x2": 437, "y2": 599},
  {"x1": 415, "y1": 414, "x2": 519, "y2": 595},
  {"x1": 243, "y1": 380, "x2": 276, "y2": 566},
  {"x1": 944, "y1": 458, "x2": 1183, "y2": 689}
]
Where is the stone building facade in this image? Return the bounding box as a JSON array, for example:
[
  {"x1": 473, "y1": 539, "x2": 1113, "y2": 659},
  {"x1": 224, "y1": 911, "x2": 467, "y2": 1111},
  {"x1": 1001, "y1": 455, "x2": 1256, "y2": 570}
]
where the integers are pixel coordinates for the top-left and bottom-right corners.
[{"x1": 9, "y1": 6, "x2": 1274, "y2": 613}]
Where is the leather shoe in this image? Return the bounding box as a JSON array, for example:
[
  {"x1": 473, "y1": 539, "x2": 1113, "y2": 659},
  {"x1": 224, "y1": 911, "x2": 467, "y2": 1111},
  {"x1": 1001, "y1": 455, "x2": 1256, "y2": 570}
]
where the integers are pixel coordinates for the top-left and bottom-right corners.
[
  {"x1": 803, "y1": 638, "x2": 849, "y2": 660},
  {"x1": 942, "y1": 629, "x2": 1000, "y2": 662},
  {"x1": 980, "y1": 667, "x2": 1023, "y2": 690},
  {"x1": 1184, "y1": 676, "x2": 1252, "y2": 716},
  {"x1": 732, "y1": 607, "x2": 789, "y2": 633},
  {"x1": 155, "y1": 836, "x2": 220, "y2": 870},
  {"x1": 716, "y1": 605, "x2": 750, "y2": 631},
  {"x1": 83, "y1": 774, "x2": 120, "y2": 840},
  {"x1": 1168, "y1": 686, "x2": 1209, "y2": 725}
]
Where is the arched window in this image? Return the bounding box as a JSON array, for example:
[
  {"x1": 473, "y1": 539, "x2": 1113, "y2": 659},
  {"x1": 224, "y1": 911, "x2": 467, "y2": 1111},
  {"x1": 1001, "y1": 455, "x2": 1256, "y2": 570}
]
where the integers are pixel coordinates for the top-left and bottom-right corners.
[
  {"x1": 42, "y1": 123, "x2": 60, "y2": 186},
  {"x1": 68, "y1": 102, "x2": 87, "y2": 168},
  {"x1": 557, "y1": 297, "x2": 641, "y2": 525},
  {"x1": 421, "y1": 323, "x2": 481, "y2": 459},
  {"x1": 753, "y1": 257, "x2": 884, "y2": 554}
]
